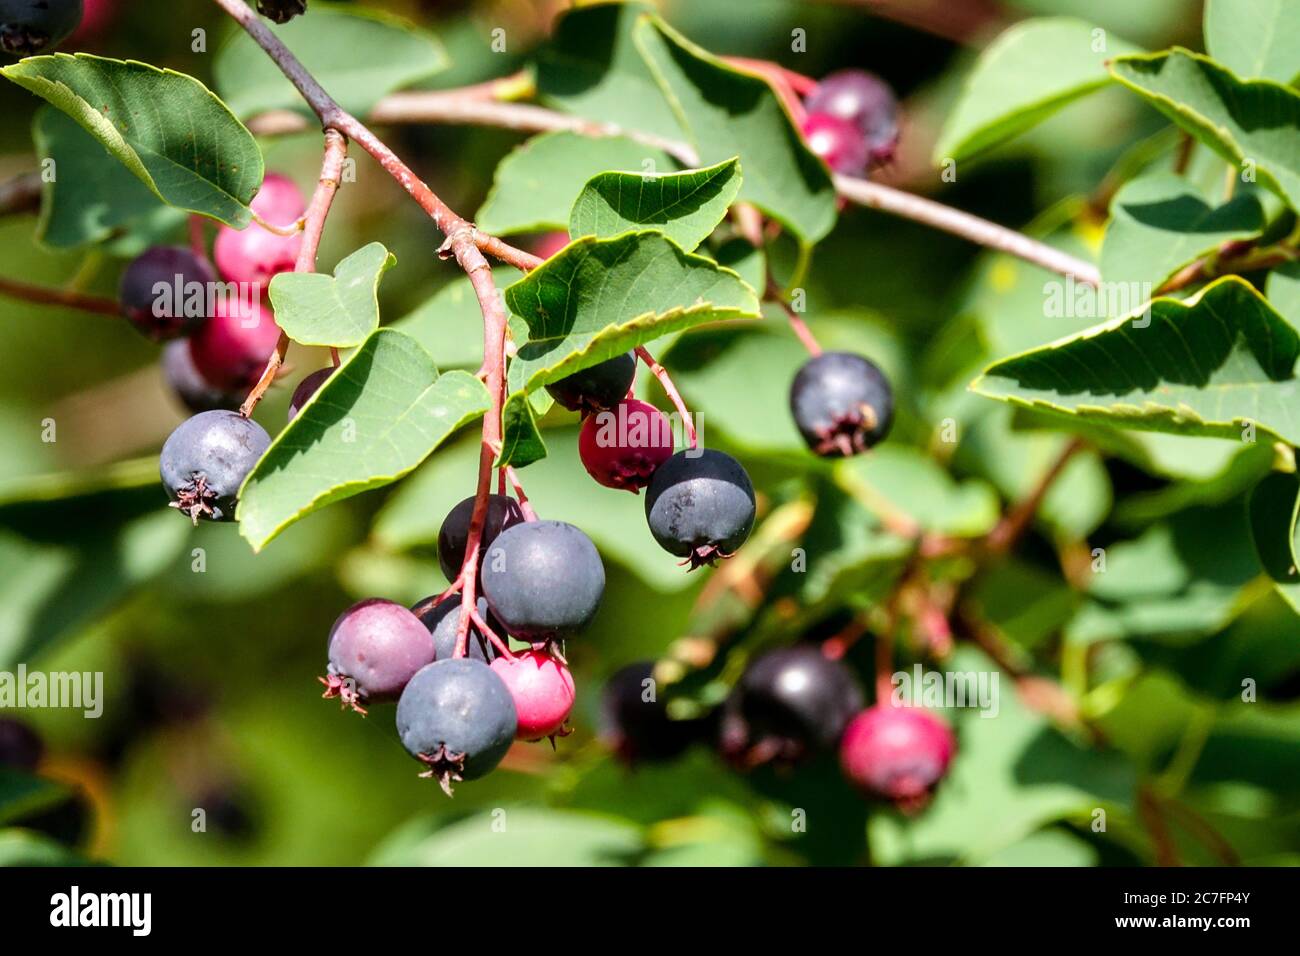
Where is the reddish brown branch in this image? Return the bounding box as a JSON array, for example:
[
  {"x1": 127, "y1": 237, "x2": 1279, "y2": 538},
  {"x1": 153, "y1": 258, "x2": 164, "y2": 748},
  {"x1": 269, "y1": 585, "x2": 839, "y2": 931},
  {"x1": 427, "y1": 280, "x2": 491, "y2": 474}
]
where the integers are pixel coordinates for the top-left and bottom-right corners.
[
  {"x1": 0, "y1": 171, "x2": 42, "y2": 217},
  {"x1": 985, "y1": 437, "x2": 1086, "y2": 554},
  {"x1": 0, "y1": 276, "x2": 121, "y2": 316},
  {"x1": 635, "y1": 345, "x2": 697, "y2": 448},
  {"x1": 765, "y1": 277, "x2": 822, "y2": 356}
]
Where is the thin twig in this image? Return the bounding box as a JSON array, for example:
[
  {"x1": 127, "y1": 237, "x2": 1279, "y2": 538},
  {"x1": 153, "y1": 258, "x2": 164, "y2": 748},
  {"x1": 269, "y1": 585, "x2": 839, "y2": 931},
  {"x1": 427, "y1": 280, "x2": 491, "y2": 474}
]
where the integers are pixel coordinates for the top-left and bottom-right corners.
[
  {"x1": 0, "y1": 276, "x2": 120, "y2": 316},
  {"x1": 765, "y1": 277, "x2": 822, "y2": 356},
  {"x1": 0, "y1": 171, "x2": 42, "y2": 217},
  {"x1": 985, "y1": 437, "x2": 1086, "y2": 554},
  {"x1": 635, "y1": 346, "x2": 697, "y2": 448}
]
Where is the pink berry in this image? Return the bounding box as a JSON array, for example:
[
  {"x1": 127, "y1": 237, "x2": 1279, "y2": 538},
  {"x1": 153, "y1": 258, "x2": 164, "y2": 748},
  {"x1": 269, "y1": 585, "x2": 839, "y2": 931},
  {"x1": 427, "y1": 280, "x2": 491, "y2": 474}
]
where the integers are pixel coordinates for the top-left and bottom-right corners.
[
  {"x1": 214, "y1": 173, "x2": 306, "y2": 289},
  {"x1": 532, "y1": 231, "x2": 569, "y2": 260},
  {"x1": 189, "y1": 295, "x2": 282, "y2": 392},
  {"x1": 287, "y1": 367, "x2": 333, "y2": 421},
  {"x1": 805, "y1": 70, "x2": 899, "y2": 167},
  {"x1": 578, "y1": 398, "x2": 675, "y2": 492},
  {"x1": 490, "y1": 649, "x2": 576, "y2": 740},
  {"x1": 322, "y1": 598, "x2": 436, "y2": 714},
  {"x1": 801, "y1": 112, "x2": 870, "y2": 177},
  {"x1": 839, "y1": 704, "x2": 955, "y2": 808}
]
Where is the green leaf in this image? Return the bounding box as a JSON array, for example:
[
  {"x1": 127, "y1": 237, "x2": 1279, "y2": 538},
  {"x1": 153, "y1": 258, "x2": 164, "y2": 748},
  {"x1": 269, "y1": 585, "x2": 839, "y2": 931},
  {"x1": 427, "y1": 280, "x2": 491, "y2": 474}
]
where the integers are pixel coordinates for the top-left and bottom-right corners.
[
  {"x1": 1110, "y1": 49, "x2": 1300, "y2": 211},
  {"x1": 711, "y1": 236, "x2": 765, "y2": 292},
  {"x1": 935, "y1": 18, "x2": 1141, "y2": 163},
  {"x1": 390, "y1": 267, "x2": 524, "y2": 371},
  {"x1": 1101, "y1": 171, "x2": 1264, "y2": 289},
  {"x1": 569, "y1": 157, "x2": 742, "y2": 251},
  {"x1": 972, "y1": 277, "x2": 1300, "y2": 445},
  {"x1": 503, "y1": 230, "x2": 760, "y2": 395},
  {"x1": 31, "y1": 106, "x2": 173, "y2": 249},
  {"x1": 497, "y1": 391, "x2": 548, "y2": 470},
  {"x1": 2, "y1": 54, "x2": 262, "y2": 226},
  {"x1": 269, "y1": 242, "x2": 395, "y2": 348},
  {"x1": 0, "y1": 769, "x2": 78, "y2": 829},
  {"x1": 237, "y1": 329, "x2": 490, "y2": 551},
  {"x1": 476, "y1": 131, "x2": 676, "y2": 236},
  {"x1": 214, "y1": 6, "x2": 448, "y2": 119},
  {"x1": 1204, "y1": 0, "x2": 1300, "y2": 84},
  {"x1": 837, "y1": 446, "x2": 1001, "y2": 537},
  {"x1": 1267, "y1": 261, "x2": 1300, "y2": 329},
  {"x1": 536, "y1": 1, "x2": 687, "y2": 143},
  {"x1": 633, "y1": 16, "x2": 837, "y2": 245},
  {"x1": 1248, "y1": 471, "x2": 1300, "y2": 582}
]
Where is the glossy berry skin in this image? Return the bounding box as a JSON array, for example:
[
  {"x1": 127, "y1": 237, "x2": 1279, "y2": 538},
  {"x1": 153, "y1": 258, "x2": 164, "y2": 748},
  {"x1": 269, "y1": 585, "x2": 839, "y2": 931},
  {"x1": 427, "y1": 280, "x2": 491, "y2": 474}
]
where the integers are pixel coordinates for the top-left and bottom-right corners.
[
  {"x1": 321, "y1": 598, "x2": 434, "y2": 714},
  {"x1": 437, "y1": 493, "x2": 525, "y2": 582},
  {"x1": 531, "y1": 231, "x2": 569, "y2": 260},
  {"x1": 256, "y1": 0, "x2": 306, "y2": 23},
  {"x1": 801, "y1": 112, "x2": 869, "y2": 177},
  {"x1": 160, "y1": 410, "x2": 270, "y2": 523},
  {"x1": 719, "y1": 646, "x2": 863, "y2": 765},
  {"x1": 644, "y1": 449, "x2": 756, "y2": 568},
  {"x1": 490, "y1": 649, "x2": 575, "y2": 741},
  {"x1": 414, "y1": 593, "x2": 498, "y2": 664},
  {"x1": 481, "y1": 520, "x2": 605, "y2": 642},
  {"x1": 119, "y1": 246, "x2": 215, "y2": 341},
  {"x1": 396, "y1": 659, "x2": 518, "y2": 795},
  {"x1": 600, "y1": 661, "x2": 703, "y2": 763},
  {"x1": 545, "y1": 351, "x2": 636, "y2": 413},
  {"x1": 840, "y1": 704, "x2": 955, "y2": 808},
  {"x1": 287, "y1": 367, "x2": 332, "y2": 421},
  {"x1": 213, "y1": 173, "x2": 305, "y2": 288},
  {"x1": 0, "y1": 717, "x2": 43, "y2": 771},
  {"x1": 162, "y1": 340, "x2": 239, "y2": 414},
  {"x1": 579, "y1": 398, "x2": 675, "y2": 492},
  {"x1": 805, "y1": 70, "x2": 899, "y2": 167},
  {"x1": 790, "y1": 351, "x2": 893, "y2": 457},
  {"x1": 0, "y1": 0, "x2": 82, "y2": 55},
  {"x1": 189, "y1": 295, "x2": 282, "y2": 392}
]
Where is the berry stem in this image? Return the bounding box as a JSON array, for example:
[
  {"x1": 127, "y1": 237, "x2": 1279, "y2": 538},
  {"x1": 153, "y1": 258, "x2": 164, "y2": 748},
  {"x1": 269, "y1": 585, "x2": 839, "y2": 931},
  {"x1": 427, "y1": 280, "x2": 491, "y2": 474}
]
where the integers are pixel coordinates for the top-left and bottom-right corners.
[
  {"x1": 503, "y1": 466, "x2": 539, "y2": 521},
  {"x1": 239, "y1": 128, "x2": 349, "y2": 418},
  {"x1": 0, "y1": 170, "x2": 42, "y2": 217},
  {"x1": 722, "y1": 56, "x2": 808, "y2": 121},
  {"x1": 0, "y1": 275, "x2": 121, "y2": 316},
  {"x1": 634, "y1": 346, "x2": 696, "y2": 448},
  {"x1": 874, "y1": 629, "x2": 894, "y2": 705},
  {"x1": 765, "y1": 277, "x2": 823, "y2": 356},
  {"x1": 984, "y1": 436, "x2": 1086, "y2": 555},
  {"x1": 248, "y1": 208, "x2": 304, "y2": 237}
]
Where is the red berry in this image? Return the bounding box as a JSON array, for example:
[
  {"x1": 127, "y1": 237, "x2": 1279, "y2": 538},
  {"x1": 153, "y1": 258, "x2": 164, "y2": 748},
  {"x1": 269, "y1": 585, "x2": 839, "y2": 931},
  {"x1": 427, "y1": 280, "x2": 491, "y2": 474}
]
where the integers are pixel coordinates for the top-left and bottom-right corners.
[
  {"x1": 214, "y1": 173, "x2": 306, "y2": 288},
  {"x1": 839, "y1": 704, "x2": 955, "y2": 809},
  {"x1": 189, "y1": 295, "x2": 282, "y2": 392},
  {"x1": 801, "y1": 112, "x2": 870, "y2": 177},
  {"x1": 578, "y1": 398, "x2": 675, "y2": 492},
  {"x1": 490, "y1": 649, "x2": 575, "y2": 741}
]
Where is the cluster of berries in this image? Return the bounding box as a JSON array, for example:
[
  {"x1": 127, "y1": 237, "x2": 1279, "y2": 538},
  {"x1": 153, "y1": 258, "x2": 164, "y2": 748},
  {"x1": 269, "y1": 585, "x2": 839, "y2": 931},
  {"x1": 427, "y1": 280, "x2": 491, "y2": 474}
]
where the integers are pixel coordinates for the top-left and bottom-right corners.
[
  {"x1": 799, "y1": 69, "x2": 900, "y2": 177},
  {"x1": 604, "y1": 648, "x2": 956, "y2": 810}
]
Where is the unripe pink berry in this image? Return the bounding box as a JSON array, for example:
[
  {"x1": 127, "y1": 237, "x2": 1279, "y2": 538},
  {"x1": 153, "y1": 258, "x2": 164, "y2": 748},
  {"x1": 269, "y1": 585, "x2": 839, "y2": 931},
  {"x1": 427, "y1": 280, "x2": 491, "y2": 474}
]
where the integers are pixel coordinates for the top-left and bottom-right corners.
[
  {"x1": 214, "y1": 173, "x2": 306, "y2": 288},
  {"x1": 839, "y1": 704, "x2": 955, "y2": 809},
  {"x1": 189, "y1": 295, "x2": 282, "y2": 392},
  {"x1": 578, "y1": 398, "x2": 675, "y2": 492},
  {"x1": 490, "y1": 649, "x2": 576, "y2": 740},
  {"x1": 801, "y1": 112, "x2": 870, "y2": 177}
]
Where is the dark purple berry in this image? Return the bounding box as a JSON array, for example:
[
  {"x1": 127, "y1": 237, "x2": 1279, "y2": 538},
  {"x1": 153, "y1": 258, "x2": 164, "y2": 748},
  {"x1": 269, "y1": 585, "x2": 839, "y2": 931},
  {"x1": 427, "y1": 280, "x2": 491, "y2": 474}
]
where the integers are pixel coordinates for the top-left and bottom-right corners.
[
  {"x1": 119, "y1": 245, "x2": 215, "y2": 341},
  {"x1": 321, "y1": 598, "x2": 435, "y2": 714},
  {"x1": 644, "y1": 449, "x2": 755, "y2": 568},
  {"x1": 162, "y1": 340, "x2": 239, "y2": 414},
  {"x1": 437, "y1": 494, "x2": 525, "y2": 582},
  {"x1": 287, "y1": 367, "x2": 332, "y2": 421},
  {"x1": 719, "y1": 645, "x2": 863, "y2": 766},
  {"x1": 600, "y1": 661, "x2": 706, "y2": 763},
  {"x1": 0, "y1": 0, "x2": 83, "y2": 55},
  {"x1": 0, "y1": 717, "x2": 43, "y2": 771},
  {"x1": 790, "y1": 351, "x2": 893, "y2": 457},
  {"x1": 396, "y1": 658, "x2": 517, "y2": 795},
  {"x1": 159, "y1": 410, "x2": 270, "y2": 523},
  {"x1": 256, "y1": 0, "x2": 306, "y2": 23},
  {"x1": 480, "y1": 520, "x2": 605, "y2": 642},
  {"x1": 544, "y1": 351, "x2": 636, "y2": 413},
  {"x1": 412, "y1": 593, "x2": 498, "y2": 663},
  {"x1": 805, "y1": 69, "x2": 899, "y2": 168},
  {"x1": 801, "y1": 112, "x2": 869, "y2": 176},
  {"x1": 840, "y1": 704, "x2": 955, "y2": 810}
]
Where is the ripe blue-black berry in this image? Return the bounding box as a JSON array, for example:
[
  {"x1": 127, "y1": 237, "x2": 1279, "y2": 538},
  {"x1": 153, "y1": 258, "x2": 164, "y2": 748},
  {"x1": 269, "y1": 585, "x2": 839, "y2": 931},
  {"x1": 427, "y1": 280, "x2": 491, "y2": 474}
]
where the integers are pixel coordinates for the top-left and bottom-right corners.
[
  {"x1": 162, "y1": 340, "x2": 239, "y2": 414},
  {"x1": 287, "y1": 367, "x2": 332, "y2": 421},
  {"x1": 805, "y1": 70, "x2": 899, "y2": 168},
  {"x1": 719, "y1": 645, "x2": 863, "y2": 765},
  {"x1": 119, "y1": 246, "x2": 215, "y2": 341},
  {"x1": 644, "y1": 449, "x2": 755, "y2": 568},
  {"x1": 790, "y1": 351, "x2": 893, "y2": 457},
  {"x1": 544, "y1": 351, "x2": 636, "y2": 413},
  {"x1": 396, "y1": 658, "x2": 517, "y2": 795},
  {"x1": 160, "y1": 410, "x2": 270, "y2": 523},
  {"x1": 413, "y1": 593, "x2": 498, "y2": 663},
  {"x1": 600, "y1": 661, "x2": 705, "y2": 763},
  {"x1": 0, "y1": 717, "x2": 42, "y2": 771},
  {"x1": 321, "y1": 598, "x2": 435, "y2": 714},
  {"x1": 480, "y1": 520, "x2": 605, "y2": 641},
  {"x1": 256, "y1": 0, "x2": 306, "y2": 23},
  {"x1": 0, "y1": 0, "x2": 83, "y2": 55},
  {"x1": 839, "y1": 704, "x2": 955, "y2": 810},
  {"x1": 437, "y1": 493, "x2": 524, "y2": 582}
]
